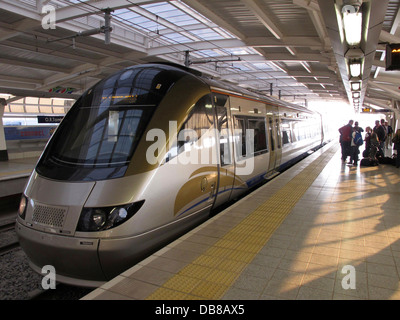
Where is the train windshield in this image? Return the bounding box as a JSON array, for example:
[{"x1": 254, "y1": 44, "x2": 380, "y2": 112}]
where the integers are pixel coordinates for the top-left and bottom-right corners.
[
  {"x1": 49, "y1": 104, "x2": 153, "y2": 166},
  {"x1": 37, "y1": 65, "x2": 183, "y2": 181}
]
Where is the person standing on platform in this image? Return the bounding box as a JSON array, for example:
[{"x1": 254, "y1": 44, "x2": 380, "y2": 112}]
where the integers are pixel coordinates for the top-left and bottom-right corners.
[
  {"x1": 392, "y1": 129, "x2": 400, "y2": 168},
  {"x1": 350, "y1": 127, "x2": 363, "y2": 166},
  {"x1": 385, "y1": 121, "x2": 393, "y2": 149},
  {"x1": 364, "y1": 126, "x2": 372, "y2": 158},
  {"x1": 370, "y1": 132, "x2": 380, "y2": 160},
  {"x1": 373, "y1": 120, "x2": 386, "y2": 157},
  {"x1": 339, "y1": 120, "x2": 353, "y2": 163},
  {"x1": 354, "y1": 121, "x2": 364, "y2": 133}
]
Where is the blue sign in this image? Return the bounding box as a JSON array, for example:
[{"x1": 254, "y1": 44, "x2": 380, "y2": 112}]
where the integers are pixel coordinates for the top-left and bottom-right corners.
[{"x1": 4, "y1": 126, "x2": 57, "y2": 141}]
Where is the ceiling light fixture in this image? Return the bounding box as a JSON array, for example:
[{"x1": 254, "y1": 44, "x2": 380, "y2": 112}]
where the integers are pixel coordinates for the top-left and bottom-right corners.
[
  {"x1": 351, "y1": 81, "x2": 361, "y2": 91},
  {"x1": 342, "y1": 4, "x2": 362, "y2": 46},
  {"x1": 352, "y1": 91, "x2": 360, "y2": 99},
  {"x1": 349, "y1": 60, "x2": 362, "y2": 78}
]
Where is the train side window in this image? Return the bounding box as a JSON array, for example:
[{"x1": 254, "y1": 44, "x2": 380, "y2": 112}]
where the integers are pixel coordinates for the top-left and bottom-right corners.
[
  {"x1": 281, "y1": 120, "x2": 292, "y2": 145},
  {"x1": 248, "y1": 119, "x2": 267, "y2": 153},
  {"x1": 234, "y1": 117, "x2": 246, "y2": 158},
  {"x1": 282, "y1": 130, "x2": 292, "y2": 144},
  {"x1": 165, "y1": 94, "x2": 214, "y2": 162},
  {"x1": 234, "y1": 116, "x2": 268, "y2": 158}
]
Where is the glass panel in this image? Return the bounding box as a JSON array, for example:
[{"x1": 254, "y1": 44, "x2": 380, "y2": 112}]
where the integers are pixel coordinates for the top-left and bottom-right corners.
[
  {"x1": 53, "y1": 107, "x2": 65, "y2": 114},
  {"x1": 40, "y1": 98, "x2": 52, "y2": 105},
  {"x1": 26, "y1": 97, "x2": 39, "y2": 104},
  {"x1": 10, "y1": 105, "x2": 24, "y2": 113},
  {"x1": 234, "y1": 117, "x2": 246, "y2": 158},
  {"x1": 48, "y1": 105, "x2": 152, "y2": 165},
  {"x1": 26, "y1": 105, "x2": 39, "y2": 113},
  {"x1": 248, "y1": 118, "x2": 267, "y2": 153},
  {"x1": 52, "y1": 99, "x2": 64, "y2": 106},
  {"x1": 166, "y1": 94, "x2": 214, "y2": 162},
  {"x1": 40, "y1": 106, "x2": 52, "y2": 113}
]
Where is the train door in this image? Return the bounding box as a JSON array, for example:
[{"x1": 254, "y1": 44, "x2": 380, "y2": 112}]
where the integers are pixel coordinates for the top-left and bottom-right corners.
[
  {"x1": 169, "y1": 94, "x2": 219, "y2": 218},
  {"x1": 274, "y1": 117, "x2": 282, "y2": 167},
  {"x1": 267, "y1": 115, "x2": 282, "y2": 172},
  {"x1": 212, "y1": 93, "x2": 235, "y2": 208}
]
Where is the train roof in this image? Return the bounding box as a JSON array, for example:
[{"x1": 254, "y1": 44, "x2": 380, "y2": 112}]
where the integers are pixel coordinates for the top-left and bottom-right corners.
[{"x1": 146, "y1": 62, "x2": 317, "y2": 116}]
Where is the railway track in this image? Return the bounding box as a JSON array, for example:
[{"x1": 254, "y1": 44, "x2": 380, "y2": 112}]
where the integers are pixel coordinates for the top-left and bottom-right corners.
[
  {"x1": 0, "y1": 221, "x2": 15, "y2": 232},
  {"x1": 0, "y1": 241, "x2": 19, "y2": 256},
  {"x1": 0, "y1": 220, "x2": 19, "y2": 256}
]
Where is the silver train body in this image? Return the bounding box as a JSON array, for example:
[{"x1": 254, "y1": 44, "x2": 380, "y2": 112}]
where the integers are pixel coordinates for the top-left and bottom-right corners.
[{"x1": 16, "y1": 63, "x2": 326, "y2": 287}]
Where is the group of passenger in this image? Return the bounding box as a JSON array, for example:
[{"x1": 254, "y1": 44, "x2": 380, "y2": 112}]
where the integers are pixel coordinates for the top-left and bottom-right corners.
[{"x1": 339, "y1": 119, "x2": 400, "y2": 168}]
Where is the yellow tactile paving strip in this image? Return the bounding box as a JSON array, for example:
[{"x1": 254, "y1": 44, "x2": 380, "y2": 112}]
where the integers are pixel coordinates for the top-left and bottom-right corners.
[{"x1": 146, "y1": 144, "x2": 339, "y2": 299}]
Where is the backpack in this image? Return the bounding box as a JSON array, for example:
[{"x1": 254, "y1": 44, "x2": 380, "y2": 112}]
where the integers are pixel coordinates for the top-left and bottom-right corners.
[
  {"x1": 360, "y1": 158, "x2": 379, "y2": 167},
  {"x1": 353, "y1": 131, "x2": 363, "y2": 146}
]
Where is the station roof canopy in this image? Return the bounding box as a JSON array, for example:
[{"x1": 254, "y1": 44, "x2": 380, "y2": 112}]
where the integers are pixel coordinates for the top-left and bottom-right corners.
[{"x1": 0, "y1": 0, "x2": 399, "y2": 112}]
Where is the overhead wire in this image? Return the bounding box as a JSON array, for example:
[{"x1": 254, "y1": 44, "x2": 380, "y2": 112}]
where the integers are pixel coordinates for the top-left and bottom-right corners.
[
  {"x1": 70, "y1": 0, "x2": 297, "y2": 98},
  {"x1": 1, "y1": 0, "x2": 306, "y2": 100}
]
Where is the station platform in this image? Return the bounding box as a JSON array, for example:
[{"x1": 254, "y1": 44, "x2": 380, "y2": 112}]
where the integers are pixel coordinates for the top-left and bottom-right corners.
[
  {"x1": 0, "y1": 157, "x2": 36, "y2": 198},
  {"x1": 82, "y1": 141, "x2": 400, "y2": 300}
]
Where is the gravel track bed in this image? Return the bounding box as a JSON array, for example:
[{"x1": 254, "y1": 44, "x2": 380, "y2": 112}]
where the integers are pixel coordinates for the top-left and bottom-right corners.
[
  {"x1": 0, "y1": 248, "x2": 42, "y2": 300},
  {"x1": 0, "y1": 236, "x2": 92, "y2": 300}
]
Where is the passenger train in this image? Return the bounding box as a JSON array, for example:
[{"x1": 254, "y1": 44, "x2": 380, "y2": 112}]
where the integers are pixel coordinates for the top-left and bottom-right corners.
[{"x1": 16, "y1": 63, "x2": 328, "y2": 287}]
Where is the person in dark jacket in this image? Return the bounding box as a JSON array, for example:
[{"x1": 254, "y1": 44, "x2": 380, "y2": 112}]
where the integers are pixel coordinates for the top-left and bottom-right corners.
[
  {"x1": 370, "y1": 132, "x2": 379, "y2": 160},
  {"x1": 339, "y1": 120, "x2": 353, "y2": 162},
  {"x1": 392, "y1": 129, "x2": 400, "y2": 168},
  {"x1": 385, "y1": 121, "x2": 393, "y2": 149},
  {"x1": 364, "y1": 126, "x2": 372, "y2": 157},
  {"x1": 354, "y1": 121, "x2": 364, "y2": 133},
  {"x1": 373, "y1": 120, "x2": 386, "y2": 157}
]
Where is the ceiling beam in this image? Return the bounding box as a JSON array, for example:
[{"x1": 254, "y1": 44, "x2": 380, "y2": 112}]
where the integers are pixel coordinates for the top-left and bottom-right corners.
[
  {"x1": 182, "y1": 0, "x2": 246, "y2": 40},
  {"x1": 0, "y1": 0, "x2": 40, "y2": 20},
  {"x1": 0, "y1": 40, "x2": 109, "y2": 66},
  {"x1": 374, "y1": 75, "x2": 400, "y2": 86},
  {"x1": 220, "y1": 72, "x2": 291, "y2": 80},
  {"x1": 0, "y1": 75, "x2": 43, "y2": 85},
  {"x1": 246, "y1": 36, "x2": 323, "y2": 49},
  {"x1": 0, "y1": 18, "x2": 41, "y2": 42},
  {"x1": 147, "y1": 39, "x2": 246, "y2": 56},
  {"x1": 293, "y1": 0, "x2": 329, "y2": 48},
  {"x1": 148, "y1": 36, "x2": 326, "y2": 57},
  {"x1": 364, "y1": 96, "x2": 395, "y2": 111},
  {"x1": 369, "y1": 81, "x2": 400, "y2": 100},
  {"x1": 0, "y1": 56, "x2": 67, "y2": 73},
  {"x1": 240, "y1": 0, "x2": 283, "y2": 39}
]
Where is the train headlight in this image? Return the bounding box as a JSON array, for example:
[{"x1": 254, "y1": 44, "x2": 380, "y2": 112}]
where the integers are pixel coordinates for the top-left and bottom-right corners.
[
  {"x1": 77, "y1": 200, "x2": 144, "y2": 232},
  {"x1": 92, "y1": 210, "x2": 107, "y2": 229},
  {"x1": 18, "y1": 195, "x2": 27, "y2": 220}
]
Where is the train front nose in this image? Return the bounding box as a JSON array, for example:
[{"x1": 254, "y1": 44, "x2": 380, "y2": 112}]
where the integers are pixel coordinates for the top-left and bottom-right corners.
[
  {"x1": 16, "y1": 173, "x2": 107, "y2": 286},
  {"x1": 16, "y1": 222, "x2": 105, "y2": 286}
]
